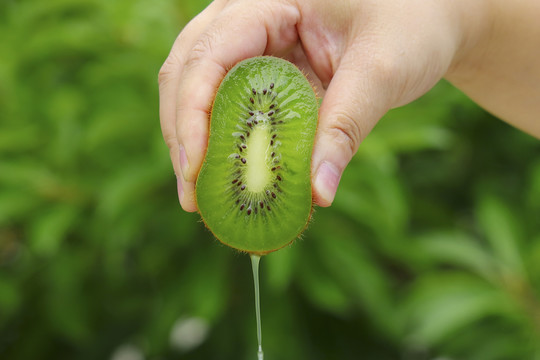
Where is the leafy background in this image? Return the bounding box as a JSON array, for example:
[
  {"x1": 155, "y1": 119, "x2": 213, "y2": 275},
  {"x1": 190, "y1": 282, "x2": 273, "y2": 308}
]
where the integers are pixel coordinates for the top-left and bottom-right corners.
[{"x1": 1, "y1": 0, "x2": 540, "y2": 359}]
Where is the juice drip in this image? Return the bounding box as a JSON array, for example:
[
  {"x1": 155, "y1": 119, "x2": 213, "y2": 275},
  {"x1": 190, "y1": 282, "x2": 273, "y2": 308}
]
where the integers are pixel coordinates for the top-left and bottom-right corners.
[{"x1": 250, "y1": 254, "x2": 264, "y2": 360}]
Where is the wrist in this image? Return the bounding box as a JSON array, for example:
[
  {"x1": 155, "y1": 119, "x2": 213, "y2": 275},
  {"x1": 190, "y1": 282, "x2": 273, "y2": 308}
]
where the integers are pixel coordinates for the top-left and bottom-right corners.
[{"x1": 444, "y1": 0, "x2": 494, "y2": 83}]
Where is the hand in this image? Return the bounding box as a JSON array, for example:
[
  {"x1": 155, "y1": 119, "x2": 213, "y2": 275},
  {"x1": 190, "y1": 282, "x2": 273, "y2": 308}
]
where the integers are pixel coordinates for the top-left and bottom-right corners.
[{"x1": 158, "y1": 0, "x2": 488, "y2": 212}]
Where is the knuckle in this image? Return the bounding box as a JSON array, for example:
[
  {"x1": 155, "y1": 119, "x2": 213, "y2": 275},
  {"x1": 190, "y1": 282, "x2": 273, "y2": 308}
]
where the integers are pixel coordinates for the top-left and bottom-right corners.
[
  {"x1": 158, "y1": 29, "x2": 191, "y2": 86},
  {"x1": 324, "y1": 112, "x2": 364, "y2": 155},
  {"x1": 164, "y1": 135, "x2": 178, "y2": 151},
  {"x1": 158, "y1": 51, "x2": 182, "y2": 87},
  {"x1": 183, "y1": 31, "x2": 217, "y2": 72}
]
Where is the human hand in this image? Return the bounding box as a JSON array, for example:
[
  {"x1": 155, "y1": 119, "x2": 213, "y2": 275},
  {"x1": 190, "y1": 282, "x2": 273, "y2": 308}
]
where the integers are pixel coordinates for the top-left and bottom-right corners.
[{"x1": 159, "y1": 0, "x2": 487, "y2": 212}]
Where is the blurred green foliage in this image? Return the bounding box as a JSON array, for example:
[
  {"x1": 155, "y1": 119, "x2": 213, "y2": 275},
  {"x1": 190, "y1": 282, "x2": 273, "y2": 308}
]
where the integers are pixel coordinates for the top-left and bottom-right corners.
[{"x1": 1, "y1": 0, "x2": 540, "y2": 359}]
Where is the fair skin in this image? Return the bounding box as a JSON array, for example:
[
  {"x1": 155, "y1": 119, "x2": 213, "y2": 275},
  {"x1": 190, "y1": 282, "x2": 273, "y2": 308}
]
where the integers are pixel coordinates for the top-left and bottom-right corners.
[{"x1": 159, "y1": 0, "x2": 540, "y2": 212}]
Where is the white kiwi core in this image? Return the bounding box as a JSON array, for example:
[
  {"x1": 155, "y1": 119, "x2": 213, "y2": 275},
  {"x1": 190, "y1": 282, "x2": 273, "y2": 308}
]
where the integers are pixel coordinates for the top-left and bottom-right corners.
[{"x1": 245, "y1": 123, "x2": 272, "y2": 193}]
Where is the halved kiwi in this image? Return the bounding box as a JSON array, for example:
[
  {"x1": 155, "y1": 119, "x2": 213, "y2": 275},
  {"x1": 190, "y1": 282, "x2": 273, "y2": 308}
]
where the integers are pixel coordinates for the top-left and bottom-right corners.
[{"x1": 196, "y1": 56, "x2": 318, "y2": 254}]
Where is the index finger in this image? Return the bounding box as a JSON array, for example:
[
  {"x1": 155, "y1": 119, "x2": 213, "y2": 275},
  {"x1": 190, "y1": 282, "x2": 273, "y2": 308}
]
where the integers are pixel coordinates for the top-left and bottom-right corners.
[{"x1": 176, "y1": 0, "x2": 301, "y2": 186}]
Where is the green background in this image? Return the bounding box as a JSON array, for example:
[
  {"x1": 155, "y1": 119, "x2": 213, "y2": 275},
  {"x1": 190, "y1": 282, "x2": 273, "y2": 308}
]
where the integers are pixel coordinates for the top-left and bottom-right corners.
[{"x1": 1, "y1": 0, "x2": 540, "y2": 359}]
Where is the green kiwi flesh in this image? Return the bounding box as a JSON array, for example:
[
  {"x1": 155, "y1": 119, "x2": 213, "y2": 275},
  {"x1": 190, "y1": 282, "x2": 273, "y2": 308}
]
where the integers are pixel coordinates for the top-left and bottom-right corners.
[{"x1": 196, "y1": 56, "x2": 318, "y2": 254}]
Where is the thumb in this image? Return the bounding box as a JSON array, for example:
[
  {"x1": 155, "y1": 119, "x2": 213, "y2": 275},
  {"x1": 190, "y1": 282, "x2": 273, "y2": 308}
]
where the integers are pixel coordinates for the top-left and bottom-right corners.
[{"x1": 311, "y1": 52, "x2": 394, "y2": 206}]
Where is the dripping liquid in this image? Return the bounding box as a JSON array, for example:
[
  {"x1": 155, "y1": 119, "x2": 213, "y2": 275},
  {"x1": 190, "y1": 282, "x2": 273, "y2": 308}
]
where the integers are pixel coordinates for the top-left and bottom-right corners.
[{"x1": 250, "y1": 254, "x2": 264, "y2": 360}]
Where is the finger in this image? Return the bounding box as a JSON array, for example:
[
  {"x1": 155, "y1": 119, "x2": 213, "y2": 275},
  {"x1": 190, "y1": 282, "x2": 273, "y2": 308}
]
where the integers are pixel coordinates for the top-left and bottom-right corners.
[
  {"x1": 159, "y1": 1, "x2": 227, "y2": 212},
  {"x1": 311, "y1": 46, "x2": 395, "y2": 206},
  {"x1": 177, "y1": 173, "x2": 198, "y2": 212},
  {"x1": 176, "y1": 0, "x2": 301, "y2": 185},
  {"x1": 283, "y1": 43, "x2": 326, "y2": 98},
  {"x1": 158, "y1": 0, "x2": 227, "y2": 180}
]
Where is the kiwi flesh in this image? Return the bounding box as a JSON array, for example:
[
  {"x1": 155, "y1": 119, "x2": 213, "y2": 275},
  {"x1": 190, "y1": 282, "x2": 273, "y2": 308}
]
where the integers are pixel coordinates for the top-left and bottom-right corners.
[{"x1": 196, "y1": 56, "x2": 318, "y2": 254}]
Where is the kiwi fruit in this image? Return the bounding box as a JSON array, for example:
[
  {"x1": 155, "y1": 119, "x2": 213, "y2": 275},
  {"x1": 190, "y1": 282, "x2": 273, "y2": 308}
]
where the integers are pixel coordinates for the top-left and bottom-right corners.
[{"x1": 196, "y1": 56, "x2": 318, "y2": 254}]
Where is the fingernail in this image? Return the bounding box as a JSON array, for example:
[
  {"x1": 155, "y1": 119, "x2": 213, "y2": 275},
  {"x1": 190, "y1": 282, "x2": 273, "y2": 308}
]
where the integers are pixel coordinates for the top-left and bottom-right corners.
[
  {"x1": 314, "y1": 161, "x2": 341, "y2": 205},
  {"x1": 179, "y1": 144, "x2": 189, "y2": 181},
  {"x1": 177, "y1": 177, "x2": 184, "y2": 205}
]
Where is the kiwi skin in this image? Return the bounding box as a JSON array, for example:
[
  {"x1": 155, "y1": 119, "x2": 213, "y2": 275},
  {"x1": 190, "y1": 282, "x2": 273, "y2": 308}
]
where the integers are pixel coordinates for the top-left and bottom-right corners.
[{"x1": 195, "y1": 56, "x2": 319, "y2": 255}]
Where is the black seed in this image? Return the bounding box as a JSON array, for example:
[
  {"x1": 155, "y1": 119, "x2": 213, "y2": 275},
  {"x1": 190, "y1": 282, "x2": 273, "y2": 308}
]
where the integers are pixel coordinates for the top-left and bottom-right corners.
[
  {"x1": 249, "y1": 111, "x2": 254, "y2": 116},
  {"x1": 242, "y1": 144, "x2": 247, "y2": 149},
  {"x1": 232, "y1": 179, "x2": 238, "y2": 184},
  {"x1": 276, "y1": 108, "x2": 280, "y2": 113},
  {"x1": 263, "y1": 89, "x2": 267, "y2": 95},
  {"x1": 271, "y1": 122, "x2": 276, "y2": 125},
  {"x1": 236, "y1": 199, "x2": 240, "y2": 204},
  {"x1": 235, "y1": 154, "x2": 240, "y2": 159},
  {"x1": 271, "y1": 152, "x2": 275, "y2": 157},
  {"x1": 266, "y1": 190, "x2": 270, "y2": 195},
  {"x1": 252, "y1": 88, "x2": 256, "y2": 95},
  {"x1": 238, "y1": 147, "x2": 243, "y2": 152},
  {"x1": 253, "y1": 120, "x2": 258, "y2": 125},
  {"x1": 259, "y1": 110, "x2": 264, "y2": 114},
  {"x1": 246, "y1": 131, "x2": 250, "y2": 137},
  {"x1": 254, "y1": 207, "x2": 258, "y2": 214},
  {"x1": 270, "y1": 83, "x2": 274, "y2": 89},
  {"x1": 272, "y1": 134, "x2": 276, "y2": 139},
  {"x1": 274, "y1": 183, "x2": 278, "y2": 188},
  {"x1": 241, "y1": 158, "x2": 246, "y2": 164},
  {"x1": 259, "y1": 201, "x2": 264, "y2": 209},
  {"x1": 247, "y1": 208, "x2": 252, "y2": 215},
  {"x1": 268, "y1": 111, "x2": 274, "y2": 116},
  {"x1": 271, "y1": 167, "x2": 276, "y2": 171},
  {"x1": 240, "y1": 135, "x2": 245, "y2": 141},
  {"x1": 278, "y1": 121, "x2": 283, "y2": 124},
  {"x1": 271, "y1": 192, "x2": 276, "y2": 199},
  {"x1": 241, "y1": 185, "x2": 246, "y2": 190},
  {"x1": 267, "y1": 206, "x2": 271, "y2": 211},
  {"x1": 250, "y1": 97, "x2": 254, "y2": 104},
  {"x1": 240, "y1": 204, "x2": 245, "y2": 210},
  {"x1": 270, "y1": 140, "x2": 274, "y2": 146},
  {"x1": 237, "y1": 181, "x2": 242, "y2": 186},
  {"x1": 276, "y1": 175, "x2": 282, "y2": 181},
  {"x1": 247, "y1": 121, "x2": 252, "y2": 127},
  {"x1": 270, "y1": 104, "x2": 275, "y2": 109}
]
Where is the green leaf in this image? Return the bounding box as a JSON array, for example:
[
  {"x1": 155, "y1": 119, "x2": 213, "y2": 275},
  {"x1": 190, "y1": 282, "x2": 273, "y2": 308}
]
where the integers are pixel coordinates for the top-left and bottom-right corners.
[
  {"x1": 334, "y1": 160, "x2": 408, "y2": 250},
  {"x1": 308, "y1": 211, "x2": 398, "y2": 336},
  {"x1": 404, "y1": 273, "x2": 514, "y2": 345},
  {"x1": 0, "y1": 190, "x2": 40, "y2": 225},
  {"x1": 415, "y1": 230, "x2": 497, "y2": 282},
  {"x1": 527, "y1": 160, "x2": 540, "y2": 210},
  {"x1": 297, "y1": 250, "x2": 351, "y2": 316},
  {"x1": 265, "y1": 244, "x2": 297, "y2": 293},
  {"x1": 29, "y1": 204, "x2": 78, "y2": 257},
  {"x1": 476, "y1": 194, "x2": 525, "y2": 276},
  {"x1": 0, "y1": 275, "x2": 19, "y2": 320},
  {"x1": 0, "y1": 125, "x2": 42, "y2": 153},
  {"x1": 96, "y1": 159, "x2": 169, "y2": 221}
]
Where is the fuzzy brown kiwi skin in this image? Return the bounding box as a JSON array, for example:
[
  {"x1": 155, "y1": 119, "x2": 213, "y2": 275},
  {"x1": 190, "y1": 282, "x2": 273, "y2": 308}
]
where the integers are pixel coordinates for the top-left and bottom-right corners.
[{"x1": 194, "y1": 56, "x2": 319, "y2": 255}]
